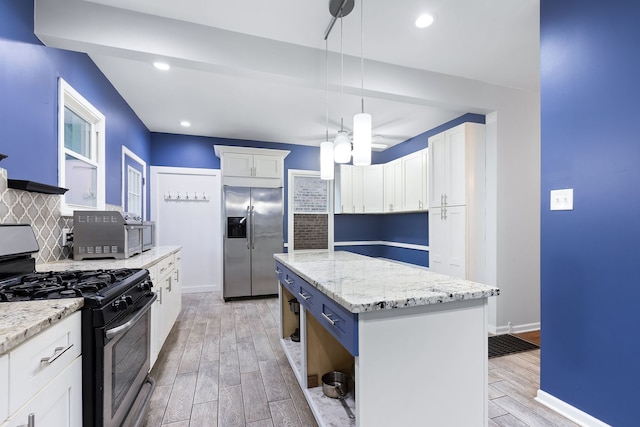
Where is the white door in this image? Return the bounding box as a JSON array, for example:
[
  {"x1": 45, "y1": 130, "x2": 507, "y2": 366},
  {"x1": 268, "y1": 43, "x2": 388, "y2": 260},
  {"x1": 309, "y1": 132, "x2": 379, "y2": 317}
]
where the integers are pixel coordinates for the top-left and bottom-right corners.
[{"x1": 151, "y1": 167, "x2": 222, "y2": 293}]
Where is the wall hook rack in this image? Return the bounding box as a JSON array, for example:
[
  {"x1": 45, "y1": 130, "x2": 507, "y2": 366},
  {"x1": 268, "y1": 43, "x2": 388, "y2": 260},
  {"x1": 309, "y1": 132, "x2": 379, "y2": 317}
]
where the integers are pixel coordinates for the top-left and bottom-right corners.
[{"x1": 164, "y1": 191, "x2": 209, "y2": 202}]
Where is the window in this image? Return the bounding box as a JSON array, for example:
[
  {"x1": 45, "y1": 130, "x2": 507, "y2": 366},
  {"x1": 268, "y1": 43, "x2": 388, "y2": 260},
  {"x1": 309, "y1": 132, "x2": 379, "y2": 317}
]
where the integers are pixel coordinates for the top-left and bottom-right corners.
[
  {"x1": 58, "y1": 78, "x2": 105, "y2": 215},
  {"x1": 127, "y1": 166, "x2": 142, "y2": 217}
]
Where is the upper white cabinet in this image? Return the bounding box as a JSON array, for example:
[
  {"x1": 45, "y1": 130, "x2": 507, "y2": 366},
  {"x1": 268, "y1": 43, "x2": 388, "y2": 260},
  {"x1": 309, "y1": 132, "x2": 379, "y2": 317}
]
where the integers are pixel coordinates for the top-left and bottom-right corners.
[
  {"x1": 402, "y1": 148, "x2": 428, "y2": 211},
  {"x1": 336, "y1": 165, "x2": 384, "y2": 214},
  {"x1": 383, "y1": 159, "x2": 403, "y2": 212},
  {"x1": 214, "y1": 145, "x2": 290, "y2": 187},
  {"x1": 427, "y1": 122, "x2": 486, "y2": 281},
  {"x1": 362, "y1": 165, "x2": 384, "y2": 213}
]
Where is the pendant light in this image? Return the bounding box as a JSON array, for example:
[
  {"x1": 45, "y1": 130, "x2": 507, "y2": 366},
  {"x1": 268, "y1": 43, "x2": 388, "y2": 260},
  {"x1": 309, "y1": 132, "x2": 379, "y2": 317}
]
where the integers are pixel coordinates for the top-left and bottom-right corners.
[
  {"x1": 333, "y1": 13, "x2": 351, "y2": 164},
  {"x1": 352, "y1": 0, "x2": 371, "y2": 166},
  {"x1": 320, "y1": 39, "x2": 334, "y2": 180}
]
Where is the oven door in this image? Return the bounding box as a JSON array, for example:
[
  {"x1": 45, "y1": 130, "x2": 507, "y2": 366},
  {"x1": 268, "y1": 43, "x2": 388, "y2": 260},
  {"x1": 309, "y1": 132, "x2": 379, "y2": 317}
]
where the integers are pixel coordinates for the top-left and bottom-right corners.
[{"x1": 102, "y1": 293, "x2": 157, "y2": 427}]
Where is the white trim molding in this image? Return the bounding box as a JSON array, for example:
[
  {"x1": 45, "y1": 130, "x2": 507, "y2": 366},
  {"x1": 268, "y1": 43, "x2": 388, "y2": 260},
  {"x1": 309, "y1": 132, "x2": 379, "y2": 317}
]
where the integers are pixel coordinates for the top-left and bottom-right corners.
[
  {"x1": 535, "y1": 390, "x2": 612, "y2": 427},
  {"x1": 334, "y1": 240, "x2": 429, "y2": 252},
  {"x1": 121, "y1": 146, "x2": 147, "y2": 219}
]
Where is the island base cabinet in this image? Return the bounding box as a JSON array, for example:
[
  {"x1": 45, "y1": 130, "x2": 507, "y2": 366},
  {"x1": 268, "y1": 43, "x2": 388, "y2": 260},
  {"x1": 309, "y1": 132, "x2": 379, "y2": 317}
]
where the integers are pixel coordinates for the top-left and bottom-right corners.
[{"x1": 356, "y1": 298, "x2": 488, "y2": 427}]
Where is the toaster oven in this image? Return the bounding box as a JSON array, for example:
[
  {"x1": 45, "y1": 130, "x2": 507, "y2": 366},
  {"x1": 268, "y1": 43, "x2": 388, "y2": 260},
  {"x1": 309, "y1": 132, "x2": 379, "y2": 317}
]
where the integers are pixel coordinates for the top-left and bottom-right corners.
[{"x1": 73, "y1": 211, "x2": 144, "y2": 260}]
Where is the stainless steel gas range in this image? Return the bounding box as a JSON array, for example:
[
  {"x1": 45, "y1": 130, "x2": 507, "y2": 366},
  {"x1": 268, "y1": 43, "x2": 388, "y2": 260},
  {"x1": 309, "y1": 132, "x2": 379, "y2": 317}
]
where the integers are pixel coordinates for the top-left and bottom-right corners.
[{"x1": 0, "y1": 224, "x2": 156, "y2": 427}]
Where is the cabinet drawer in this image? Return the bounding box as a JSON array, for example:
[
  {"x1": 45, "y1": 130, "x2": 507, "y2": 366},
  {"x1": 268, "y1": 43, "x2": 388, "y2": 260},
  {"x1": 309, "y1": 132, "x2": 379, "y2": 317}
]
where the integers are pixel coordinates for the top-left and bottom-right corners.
[
  {"x1": 316, "y1": 296, "x2": 359, "y2": 356},
  {"x1": 156, "y1": 254, "x2": 175, "y2": 279},
  {"x1": 8, "y1": 311, "x2": 81, "y2": 414}
]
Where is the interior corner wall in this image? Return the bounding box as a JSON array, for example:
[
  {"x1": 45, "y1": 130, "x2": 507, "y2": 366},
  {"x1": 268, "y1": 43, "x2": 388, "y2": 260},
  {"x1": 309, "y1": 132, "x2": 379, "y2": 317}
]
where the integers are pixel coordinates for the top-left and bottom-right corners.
[{"x1": 540, "y1": 1, "x2": 640, "y2": 425}]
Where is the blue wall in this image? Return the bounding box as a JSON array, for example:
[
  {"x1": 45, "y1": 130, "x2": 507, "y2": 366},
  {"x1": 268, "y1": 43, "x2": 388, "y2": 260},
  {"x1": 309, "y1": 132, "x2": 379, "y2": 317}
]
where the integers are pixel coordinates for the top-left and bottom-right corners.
[
  {"x1": 0, "y1": 0, "x2": 150, "y2": 209},
  {"x1": 540, "y1": 1, "x2": 640, "y2": 425}
]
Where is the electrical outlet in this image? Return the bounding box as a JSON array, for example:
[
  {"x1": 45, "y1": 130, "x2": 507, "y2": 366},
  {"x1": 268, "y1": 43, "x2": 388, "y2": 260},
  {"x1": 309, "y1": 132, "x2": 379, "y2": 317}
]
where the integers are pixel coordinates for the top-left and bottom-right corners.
[
  {"x1": 61, "y1": 228, "x2": 71, "y2": 247},
  {"x1": 550, "y1": 189, "x2": 573, "y2": 211}
]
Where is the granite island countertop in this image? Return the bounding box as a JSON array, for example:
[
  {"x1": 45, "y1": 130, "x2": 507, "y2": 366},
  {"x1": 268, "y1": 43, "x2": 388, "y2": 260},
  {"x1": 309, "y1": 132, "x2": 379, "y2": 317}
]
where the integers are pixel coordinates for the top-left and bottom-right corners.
[
  {"x1": 274, "y1": 250, "x2": 499, "y2": 313},
  {"x1": 0, "y1": 298, "x2": 84, "y2": 354},
  {"x1": 37, "y1": 245, "x2": 181, "y2": 271}
]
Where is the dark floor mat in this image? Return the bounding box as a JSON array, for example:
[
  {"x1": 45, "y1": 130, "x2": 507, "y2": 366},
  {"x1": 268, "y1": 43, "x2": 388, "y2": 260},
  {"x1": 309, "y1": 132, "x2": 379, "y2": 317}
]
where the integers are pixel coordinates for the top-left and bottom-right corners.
[{"x1": 489, "y1": 334, "x2": 539, "y2": 358}]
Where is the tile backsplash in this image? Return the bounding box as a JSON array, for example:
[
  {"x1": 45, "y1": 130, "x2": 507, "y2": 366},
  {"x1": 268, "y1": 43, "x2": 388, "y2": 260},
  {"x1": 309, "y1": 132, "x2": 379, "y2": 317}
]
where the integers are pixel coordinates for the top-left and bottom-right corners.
[{"x1": 0, "y1": 168, "x2": 121, "y2": 264}]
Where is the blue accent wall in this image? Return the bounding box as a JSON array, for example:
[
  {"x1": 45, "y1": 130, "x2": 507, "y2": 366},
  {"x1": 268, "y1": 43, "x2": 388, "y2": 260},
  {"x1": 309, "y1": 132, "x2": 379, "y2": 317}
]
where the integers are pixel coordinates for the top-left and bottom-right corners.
[
  {"x1": 541, "y1": 1, "x2": 640, "y2": 425},
  {"x1": 0, "y1": 0, "x2": 150, "y2": 211}
]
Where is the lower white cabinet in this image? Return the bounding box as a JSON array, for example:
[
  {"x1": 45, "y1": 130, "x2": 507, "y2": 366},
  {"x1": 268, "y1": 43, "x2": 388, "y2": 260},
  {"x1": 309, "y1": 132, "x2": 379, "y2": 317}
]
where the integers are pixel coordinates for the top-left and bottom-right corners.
[
  {"x1": 1, "y1": 312, "x2": 82, "y2": 427},
  {"x1": 150, "y1": 250, "x2": 182, "y2": 367},
  {"x1": 428, "y1": 206, "x2": 466, "y2": 278}
]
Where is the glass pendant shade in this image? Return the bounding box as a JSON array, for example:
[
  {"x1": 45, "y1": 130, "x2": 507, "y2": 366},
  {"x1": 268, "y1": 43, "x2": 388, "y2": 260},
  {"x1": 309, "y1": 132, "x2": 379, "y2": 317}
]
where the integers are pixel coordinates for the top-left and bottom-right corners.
[
  {"x1": 352, "y1": 112, "x2": 372, "y2": 166},
  {"x1": 320, "y1": 141, "x2": 334, "y2": 180},
  {"x1": 333, "y1": 130, "x2": 351, "y2": 164}
]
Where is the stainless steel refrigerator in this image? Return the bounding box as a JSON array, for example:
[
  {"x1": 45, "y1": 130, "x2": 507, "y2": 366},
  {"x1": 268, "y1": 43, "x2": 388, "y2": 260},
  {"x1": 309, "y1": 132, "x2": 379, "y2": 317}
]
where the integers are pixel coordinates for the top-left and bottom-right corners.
[{"x1": 223, "y1": 186, "x2": 283, "y2": 300}]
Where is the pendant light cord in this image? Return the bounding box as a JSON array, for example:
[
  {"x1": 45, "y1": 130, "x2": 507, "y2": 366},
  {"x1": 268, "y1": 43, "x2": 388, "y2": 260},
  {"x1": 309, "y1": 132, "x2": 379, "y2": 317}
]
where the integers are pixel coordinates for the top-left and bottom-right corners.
[
  {"x1": 360, "y1": 0, "x2": 364, "y2": 113},
  {"x1": 340, "y1": 12, "x2": 344, "y2": 132},
  {"x1": 325, "y1": 39, "x2": 329, "y2": 141}
]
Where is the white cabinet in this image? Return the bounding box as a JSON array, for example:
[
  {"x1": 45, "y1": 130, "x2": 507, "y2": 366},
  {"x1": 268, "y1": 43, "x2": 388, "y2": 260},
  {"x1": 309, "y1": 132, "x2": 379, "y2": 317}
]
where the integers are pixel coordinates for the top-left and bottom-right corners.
[
  {"x1": 214, "y1": 145, "x2": 290, "y2": 187},
  {"x1": 427, "y1": 123, "x2": 485, "y2": 281},
  {"x1": 402, "y1": 148, "x2": 428, "y2": 211},
  {"x1": 1, "y1": 312, "x2": 82, "y2": 427},
  {"x1": 150, "y1": 249, "x2": 182, "y2": 368},
  {"x1": 362, "y1": 165, "x2": 384, "y2": 213},
  {"x1": 383, "y1": 159, "x2": 403, "y2": 212},
  {"x1": 222, "y1": 153, "x2": 281, "y2": 179},
  {"x1": 336, "y1": 165, "x2": 383, "y2": 214},
  {"x1": 428, "y1": 206, "x2": 467, "y2": 279}
]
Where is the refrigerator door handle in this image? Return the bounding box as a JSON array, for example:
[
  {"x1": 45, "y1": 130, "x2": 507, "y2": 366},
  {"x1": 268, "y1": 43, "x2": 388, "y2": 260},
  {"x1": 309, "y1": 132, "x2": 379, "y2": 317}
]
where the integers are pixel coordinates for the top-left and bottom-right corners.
[
  {"x1": 246, "y1": 206, "x2": 251, "y2": 249},
  {"x1": 250, "y1": 205, "x2": 256, "y2": 249}
]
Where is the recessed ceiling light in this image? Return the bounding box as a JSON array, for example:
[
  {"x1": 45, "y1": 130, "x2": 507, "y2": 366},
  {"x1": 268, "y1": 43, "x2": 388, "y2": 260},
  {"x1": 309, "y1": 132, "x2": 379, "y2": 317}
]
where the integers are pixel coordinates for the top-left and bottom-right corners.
[
  {"x1": 180, "y1": 121, "x2": 191, "y2": 127},
  {"x1": 153, "y1": 62, "x2": 170, "y2": 71},
  {"x1": 415, "y1": 13, "x2": 435, "y2": 29}
]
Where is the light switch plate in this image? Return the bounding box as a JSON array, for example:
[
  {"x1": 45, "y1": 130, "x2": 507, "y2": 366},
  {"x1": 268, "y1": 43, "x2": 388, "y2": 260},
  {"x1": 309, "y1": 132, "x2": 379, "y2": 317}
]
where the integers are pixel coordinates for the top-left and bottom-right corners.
[{"x1": 550, "y1": 189, "x2": 573, "y2": 211}]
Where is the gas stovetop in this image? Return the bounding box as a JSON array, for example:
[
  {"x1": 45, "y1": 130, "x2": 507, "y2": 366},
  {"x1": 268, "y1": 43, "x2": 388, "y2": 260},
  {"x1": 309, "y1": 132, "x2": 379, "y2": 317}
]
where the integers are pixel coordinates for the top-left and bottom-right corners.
[{"x1": 0, "y1": 268, "x2": 146, "y2": 303}]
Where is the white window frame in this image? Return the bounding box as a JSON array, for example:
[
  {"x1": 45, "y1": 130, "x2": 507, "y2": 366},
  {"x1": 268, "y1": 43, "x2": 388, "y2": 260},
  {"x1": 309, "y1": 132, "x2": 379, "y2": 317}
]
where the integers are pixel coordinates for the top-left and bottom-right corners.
[
  {"x1": 121, "y1": 146, "x2": 147, "y2": 219},
  {"x1": 287, "y1": 169, "x2": 334, "y2": 252},
  {"x1": 58, "y1": 78, "x2": 106, "y2": 216}
]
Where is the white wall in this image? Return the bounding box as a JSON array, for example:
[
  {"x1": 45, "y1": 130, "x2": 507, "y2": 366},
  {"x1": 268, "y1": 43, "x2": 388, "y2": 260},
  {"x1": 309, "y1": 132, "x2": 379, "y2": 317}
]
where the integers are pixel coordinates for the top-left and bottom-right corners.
[{"x1": 151, "y1": 167, "x2": 222, "y2": 293}]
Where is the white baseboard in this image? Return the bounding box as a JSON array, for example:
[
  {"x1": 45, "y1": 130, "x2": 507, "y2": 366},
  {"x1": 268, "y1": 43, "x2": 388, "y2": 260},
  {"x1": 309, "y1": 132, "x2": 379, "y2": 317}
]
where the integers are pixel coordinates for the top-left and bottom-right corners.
[
  {"x1": 535, "y1": 390, "x2": 611, "y2": 427},
  {"x1": 181, "y1": 284, "x2": 219, "y2": 294},
  {"x1": 493, "y1": 321, "x2": 540, "y2": 335}
]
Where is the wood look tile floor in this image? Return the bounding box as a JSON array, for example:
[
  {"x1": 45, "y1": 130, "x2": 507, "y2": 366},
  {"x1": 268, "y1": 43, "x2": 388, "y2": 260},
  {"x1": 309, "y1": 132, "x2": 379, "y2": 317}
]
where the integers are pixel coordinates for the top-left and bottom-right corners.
[{"x1": 145, "y1": 293, "x2": 575, "y2": 427}]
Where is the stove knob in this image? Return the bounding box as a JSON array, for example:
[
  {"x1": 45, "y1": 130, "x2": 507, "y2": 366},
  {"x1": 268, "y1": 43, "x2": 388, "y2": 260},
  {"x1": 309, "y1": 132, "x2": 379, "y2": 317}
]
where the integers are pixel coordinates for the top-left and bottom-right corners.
[
  {"x1": 138, "y1": 281, "x2": 152, "y2": 291},
  {"x1": 124, "y1": 295, "x2": 134, "y2": 306},
  {"x1": 112, "y1": 298, "x2": 128, "y2": 311}
]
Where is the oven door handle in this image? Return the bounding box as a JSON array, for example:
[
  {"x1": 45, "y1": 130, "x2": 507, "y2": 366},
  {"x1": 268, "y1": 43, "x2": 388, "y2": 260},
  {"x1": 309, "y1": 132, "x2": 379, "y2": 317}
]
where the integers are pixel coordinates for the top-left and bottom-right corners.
[{"x1": 105, "y1": 293, "x2": 157, "y2": 340}]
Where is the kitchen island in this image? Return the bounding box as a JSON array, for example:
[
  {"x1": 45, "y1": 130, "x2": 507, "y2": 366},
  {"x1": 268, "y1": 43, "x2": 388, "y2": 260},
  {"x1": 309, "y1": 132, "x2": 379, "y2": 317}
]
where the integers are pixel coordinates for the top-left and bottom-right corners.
[{"x1": 274, "y1": 251, "x2": 499, "y2": 427}]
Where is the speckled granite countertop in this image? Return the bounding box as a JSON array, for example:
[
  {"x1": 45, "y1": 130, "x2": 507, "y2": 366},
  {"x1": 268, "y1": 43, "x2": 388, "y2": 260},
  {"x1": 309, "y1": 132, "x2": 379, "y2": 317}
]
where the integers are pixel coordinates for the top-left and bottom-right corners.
[
  {"x1": 0, "y1": 246, "x2": 180, "y2": 354},
  {"x1": 274, "y1": 251, "x2": 499, "y2": 313},
  {"x1": 37, "y1": 246, "x2": 181, "y2": 271},
  {"x1": 0, "y1": 299, "x2": 84, "y2": 354}
]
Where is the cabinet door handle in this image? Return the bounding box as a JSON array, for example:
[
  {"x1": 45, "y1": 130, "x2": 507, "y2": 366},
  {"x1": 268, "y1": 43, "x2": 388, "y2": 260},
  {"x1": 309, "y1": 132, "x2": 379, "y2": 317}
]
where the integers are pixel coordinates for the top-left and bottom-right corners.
[
  {"x1": 18, "y1": 413, "x2": 35, "y2": 427},
  {"x1": 158, "y1": 286, "x2": 163, "y2": 304},
  {"x1": 443, "y1": 207, "x2": 447, "y2": 220},
  {"x1": 443, "y1": 194, "x2": 447, "y2": 206},
  {"x1": 40, "y1": 344, "x2": 73, "y2": 366},
  {"x1": 440, "y1": 194, "x2": 444, "y2": 206},
  {"x1": 298, "y1": 292, "x2": 311, "y2": 301},
  {"x1": 167, "y1": 276, "x2": 172, "y2": 292},
  {"x1": 321, "y1": 312, "x2": 338, "y2": 326}
]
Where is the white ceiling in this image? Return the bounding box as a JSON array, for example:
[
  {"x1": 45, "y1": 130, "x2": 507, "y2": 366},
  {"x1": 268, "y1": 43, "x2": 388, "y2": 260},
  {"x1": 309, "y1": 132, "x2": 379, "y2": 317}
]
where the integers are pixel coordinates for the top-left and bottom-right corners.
[{"x1": 34, "y1": 0, "x2": 539, "y2": 150}]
